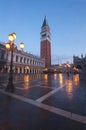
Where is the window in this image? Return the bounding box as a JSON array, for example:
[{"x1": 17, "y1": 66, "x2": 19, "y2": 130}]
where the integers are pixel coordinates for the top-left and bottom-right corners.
[
  {"x1": 24, "y1": 58, "x2": 26, "y2": 63},
  {"x1": 20, "y1": 57, "x2": 22, "y2": 63},
  {"x1": 16, "y1": 56, "x2": 18, "y2": 62}
]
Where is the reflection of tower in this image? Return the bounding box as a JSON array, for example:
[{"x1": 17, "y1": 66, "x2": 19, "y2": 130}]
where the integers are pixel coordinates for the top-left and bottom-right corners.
[{"x1": 40, "y1": 16, "x2": 51, "y2": 68}]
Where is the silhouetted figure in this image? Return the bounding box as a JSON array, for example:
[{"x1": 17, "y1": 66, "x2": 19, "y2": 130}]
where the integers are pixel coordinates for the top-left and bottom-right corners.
[{"x1": 67, "y1": 72, "x2": 69, "y2": 77}]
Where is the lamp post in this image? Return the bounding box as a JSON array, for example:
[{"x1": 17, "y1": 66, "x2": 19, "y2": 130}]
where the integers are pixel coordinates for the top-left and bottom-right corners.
[
  {"x1": 5, "y1": 34, "x2": 24, "y2": 92},
  {"x1": 5, "y1": 33, "x2": 16, "y2": 92}
]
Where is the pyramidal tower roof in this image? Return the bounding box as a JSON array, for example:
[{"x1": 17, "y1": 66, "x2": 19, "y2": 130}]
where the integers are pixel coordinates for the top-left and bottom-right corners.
[{"x1": 42, "y1": 16, "x2": 48, "y2": 27}]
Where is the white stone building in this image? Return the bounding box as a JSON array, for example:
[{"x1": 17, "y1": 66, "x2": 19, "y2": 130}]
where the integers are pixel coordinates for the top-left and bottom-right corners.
[
  {"x1": 0, "y1": 42, "x2": 7, "y2": 72},
  {"x1": 0, "y1": 42, "x2": 45, "y2": 74}
]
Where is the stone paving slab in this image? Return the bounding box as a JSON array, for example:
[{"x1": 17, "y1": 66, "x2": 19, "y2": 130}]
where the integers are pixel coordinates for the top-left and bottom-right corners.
[
  {"x1": 0, "y1": 74, "x2": 86, "y2": 129},
  {"x1": 42, "y1": 84, "x2": 86, "y2": 116},
  {"x1": 14, "y1": 87, "x2": 52, "y2": 100},
  {"x1": 0, "y1": 92, "x2": 86, "y2": 130}
]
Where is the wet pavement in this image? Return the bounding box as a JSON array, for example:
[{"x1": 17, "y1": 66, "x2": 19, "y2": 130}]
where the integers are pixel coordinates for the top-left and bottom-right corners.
[{"x1": 0, "y1": 73, "x2": 86, "y2": 130}]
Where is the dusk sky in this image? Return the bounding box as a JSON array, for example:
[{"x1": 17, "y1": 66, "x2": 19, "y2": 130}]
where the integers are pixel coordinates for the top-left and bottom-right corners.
[{"x1": 0, "y1": 0, "x2": 86, "y2": 64}]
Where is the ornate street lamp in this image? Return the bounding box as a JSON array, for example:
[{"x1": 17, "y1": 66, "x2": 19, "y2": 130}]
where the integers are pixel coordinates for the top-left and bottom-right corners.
[
  {"x1": 5, "y1": 33, "x2": 16, "y2": 92},
  {"x1": 5, "y1": 33, "x2": 24, "y2": 92}
]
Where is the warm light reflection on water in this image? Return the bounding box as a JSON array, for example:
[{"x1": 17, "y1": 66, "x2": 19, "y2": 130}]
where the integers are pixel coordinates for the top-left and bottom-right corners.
[
  {"x1": 36, "y1": 74, "x2": 42, "y2": 79},
  {"x1": 44, "y1": 74, "x2": 48, "y2": 80},
  {"x1": 73, "y1": 74, "x2": 79, "y2": 87},
  {"x1": 66, "y1": 79, "x2": 73, "y2": 98},
  {"x1": 24, "y1": 75, "x2": 29, "y2": 82},
  {"x1": 59, "y1": 73, "x2": 63, "y2": 87},
  {"x1": 43, "y1": 74, "x2": 49, "y2": 86},
  {"x1": 24, "y1": 75, "x2": 30, "y2": 89},
  {"x1": 54, "y1": 73, "x2": 57, "y2": 80}
]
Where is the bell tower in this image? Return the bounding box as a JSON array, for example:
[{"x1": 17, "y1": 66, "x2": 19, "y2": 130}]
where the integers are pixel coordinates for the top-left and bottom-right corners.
[{"x1": 40, "y1": 16, "x2": 51, "y2": 68}]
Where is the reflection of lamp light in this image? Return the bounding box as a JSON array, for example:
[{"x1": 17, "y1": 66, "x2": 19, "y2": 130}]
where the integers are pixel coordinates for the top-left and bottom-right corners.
[
  {"x1": 44, "y1": 74, "x2": 48, "y2": 87},
  {"x1": 66, "y1": 79, "x2": 73, "y2": 99},
  {"x1": 44, "y1": 74, "x2": 48, "y2": 80},
  {"x1": 59, "y1": 73, "x2": 63, "y2": 87},
  {"x1": 54, "y1": 73, "x2": 57, "y2": 80},
  {"x1": 24, "y1": 75, "x2": 29, "y2": 82},
  {"x1": 73, "y1": 74, "x2": 79, "y2": 86},
  {"x1": 24, "y1": 75, "x2": 29, "y2": 90}
]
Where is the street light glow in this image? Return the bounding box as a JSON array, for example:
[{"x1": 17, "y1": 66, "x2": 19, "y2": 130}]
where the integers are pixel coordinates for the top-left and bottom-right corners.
[
  {"x1": 8, "y1": 33, "x2": 16, "y2": 42},
  {"x1": 12, "y1": 32, "x2": 16, "y2": 40},
  {"x1": 5, "y1": 42, "x2": 10, "y2": 49},
  {"x1": 20, "y1": 42, "x2": 24, "y2": 49}
]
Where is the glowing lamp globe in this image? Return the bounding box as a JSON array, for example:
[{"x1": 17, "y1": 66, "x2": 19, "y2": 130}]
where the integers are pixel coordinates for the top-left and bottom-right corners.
[
  {"x1": 20, "y1": 42, "x2": 24, "y2": 49},
  {"x1": 5, "y1": 42, "x2": 10, "y2": 49}
]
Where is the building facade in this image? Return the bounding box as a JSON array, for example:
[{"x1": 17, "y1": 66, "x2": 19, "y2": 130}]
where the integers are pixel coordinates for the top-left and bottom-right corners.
[
  {"x1": 40, "y1": 16, "x2": 51, "y2": 68},
  {"x1": 0, "y1": 42, "x2": 7, "y2": 72},
  {"x1": 0, "y1": 42, "x2": 45, "y2": 74},
  {"x1": 73, "y1": 54, "x2": 86, "y2": 72}
]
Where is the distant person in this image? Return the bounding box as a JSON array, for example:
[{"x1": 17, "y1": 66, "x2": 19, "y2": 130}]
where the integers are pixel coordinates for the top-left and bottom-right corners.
[{"x1": 67, "y1": 72, "x2": 69, "y2": 77}]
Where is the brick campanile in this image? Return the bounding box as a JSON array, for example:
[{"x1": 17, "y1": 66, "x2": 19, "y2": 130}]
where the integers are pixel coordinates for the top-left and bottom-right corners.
[{"x1": 40, "y1": 16, "x2": 51, "y2": 68}]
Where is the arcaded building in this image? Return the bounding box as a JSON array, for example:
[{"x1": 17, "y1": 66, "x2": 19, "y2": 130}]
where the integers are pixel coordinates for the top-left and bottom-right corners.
[
  {"x1": 40, "y1": 16, "x2": 51, "y2": 68},
  {"x1": 0, "y1": 42, "x2": 7, "y2": 72},
  {"x1": 0, "y1": 42, "x2": 45, "y2": 74}
]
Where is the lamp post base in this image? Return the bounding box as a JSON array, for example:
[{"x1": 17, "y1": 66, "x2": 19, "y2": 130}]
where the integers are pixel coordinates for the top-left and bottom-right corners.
[{"x1": 5, "y1": 82, "x2": 14, "y2": 92}]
